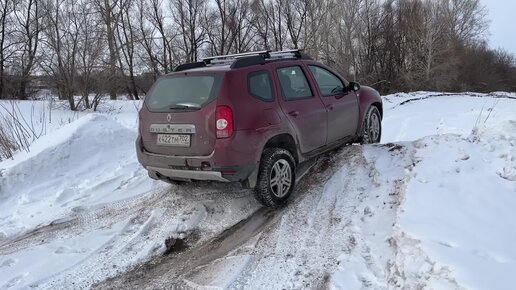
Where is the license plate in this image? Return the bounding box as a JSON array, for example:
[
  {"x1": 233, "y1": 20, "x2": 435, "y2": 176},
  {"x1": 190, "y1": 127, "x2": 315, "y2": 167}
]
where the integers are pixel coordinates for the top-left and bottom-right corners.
[{"x1": 157, "y1": 134, "x2": 190, "y2": 147}]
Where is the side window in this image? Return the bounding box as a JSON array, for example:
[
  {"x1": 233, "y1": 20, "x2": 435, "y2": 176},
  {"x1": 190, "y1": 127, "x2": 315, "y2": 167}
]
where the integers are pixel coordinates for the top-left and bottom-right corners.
[
  {"x1": 277, "y1": 66, "x2": 313, "y2": 101},
  {"x1": 308, "y1": 65, "x2": 345, "y2": 96},
  {"x1": 248, "y1": 71, "x2": 274, "y2": 101}
]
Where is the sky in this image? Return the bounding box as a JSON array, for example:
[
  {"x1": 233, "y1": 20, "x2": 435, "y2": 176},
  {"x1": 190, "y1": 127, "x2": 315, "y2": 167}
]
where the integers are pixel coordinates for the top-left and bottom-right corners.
[{"x1": 481, "y1": 0, "x2": 516, "y2": 55}]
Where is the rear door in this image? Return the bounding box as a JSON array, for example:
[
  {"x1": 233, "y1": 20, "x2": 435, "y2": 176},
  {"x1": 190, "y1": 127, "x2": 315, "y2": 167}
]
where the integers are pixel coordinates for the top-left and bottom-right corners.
[
  {"x1": 273, "y1": 64, "x2": 327, "y2": 153},
  {"x1": 307, "y1": 65, "x2": 359, "y2": 143},
  {"x1": 140, "y1": 73, "x2": 223, "y2": 156}
]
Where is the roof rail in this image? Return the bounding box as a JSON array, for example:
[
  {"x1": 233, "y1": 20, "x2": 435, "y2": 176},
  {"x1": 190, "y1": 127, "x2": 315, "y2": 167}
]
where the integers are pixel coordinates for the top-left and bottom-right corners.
[
  {"x1": 269, "y1": 49, "x2": 313, "y2": 60},
  {"x1": 203, "y1": 50, "x2": 271, "y2": 64},
  {"x1": 174, "y1": 61, "x2": 205, "y2": 72},
  {"x1": 174, "y1": 49, "x2": 312, "y2": 72},
  {"x1": 231, "y1": 55, "x2": 267, "y2": 69}
]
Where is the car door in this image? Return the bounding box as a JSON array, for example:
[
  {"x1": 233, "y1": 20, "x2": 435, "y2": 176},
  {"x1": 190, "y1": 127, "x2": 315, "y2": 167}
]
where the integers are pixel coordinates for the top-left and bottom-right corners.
[
  {"x1": 274, "y1": 64, "x2": 327, "y2": 153},
  {"x1": 307, "y1": 65, "x2": 359, "y2": 144}
]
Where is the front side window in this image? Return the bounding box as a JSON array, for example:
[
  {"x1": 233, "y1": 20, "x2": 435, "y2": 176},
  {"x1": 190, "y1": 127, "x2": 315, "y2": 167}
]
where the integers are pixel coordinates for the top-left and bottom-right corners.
[
  {"x1": 248, "y1": 71, "x2": 274, "y2": 101},
  {"x1": 308, "y1": 65, "x2": 345, "y2": 96},
  {"x1": 277, "y1": 66, "x2": 313, "y2": 101},
  {"x1": 146, "y1": 74, "x2": 223, "y2": 111}
]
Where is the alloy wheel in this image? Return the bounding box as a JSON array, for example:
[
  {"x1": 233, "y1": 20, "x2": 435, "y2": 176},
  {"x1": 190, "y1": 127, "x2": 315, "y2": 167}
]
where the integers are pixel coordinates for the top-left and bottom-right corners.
[{"x1": 269, "y1": 159, "x2": 292, "y2": 198}]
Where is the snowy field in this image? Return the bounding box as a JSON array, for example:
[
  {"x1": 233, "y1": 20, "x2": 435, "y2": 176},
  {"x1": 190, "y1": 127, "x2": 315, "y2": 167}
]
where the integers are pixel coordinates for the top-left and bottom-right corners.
[{"x1": 0, "y1": 92, "x2": 515, "y2": 289}]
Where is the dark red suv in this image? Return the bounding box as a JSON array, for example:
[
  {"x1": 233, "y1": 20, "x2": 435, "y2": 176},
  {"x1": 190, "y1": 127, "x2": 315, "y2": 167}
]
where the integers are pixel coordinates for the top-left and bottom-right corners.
[{"x1": 136, "y1": 50, "x2": 382, "y2": 207}]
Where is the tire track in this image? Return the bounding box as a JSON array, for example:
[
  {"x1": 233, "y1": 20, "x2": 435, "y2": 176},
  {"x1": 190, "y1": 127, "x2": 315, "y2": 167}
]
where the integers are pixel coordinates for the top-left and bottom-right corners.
[
  {"x1": 92, "y1": 145, "x2": 364, "y2": 290},
  {"x1": 0, "y1": 181, "x2": 252, "y2": 256},
  {"x1": 229, "y1": 146, "x2": 370, "y2": 289}
]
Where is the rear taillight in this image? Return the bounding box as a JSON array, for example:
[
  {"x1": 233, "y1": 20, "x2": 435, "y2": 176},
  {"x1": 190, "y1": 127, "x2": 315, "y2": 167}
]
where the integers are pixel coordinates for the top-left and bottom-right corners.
[{"x1": 216, "y1": 105, "x2": 233, "y2": 139}]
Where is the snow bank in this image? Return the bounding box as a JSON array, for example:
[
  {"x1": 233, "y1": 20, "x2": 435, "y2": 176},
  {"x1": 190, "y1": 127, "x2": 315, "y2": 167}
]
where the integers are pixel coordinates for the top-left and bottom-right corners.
[
  {"x1": 382, "y1": 92, "x2": 516, "y2": 142},
  {"x1": 379, "y1": 92, "x2": 516, "y2": 290},
  {"x1": 397, "y1": 125, "x2": 516, "y2": 290},
  {"x1": 0, "y1": 113, "x2": 153, "y2": 238}
]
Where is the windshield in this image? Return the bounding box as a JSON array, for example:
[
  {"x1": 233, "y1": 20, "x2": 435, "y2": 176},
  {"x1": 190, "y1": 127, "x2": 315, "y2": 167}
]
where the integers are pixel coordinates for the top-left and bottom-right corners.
[{"x1": 146, "y1": 74, "x2": 223, "y2": 111}]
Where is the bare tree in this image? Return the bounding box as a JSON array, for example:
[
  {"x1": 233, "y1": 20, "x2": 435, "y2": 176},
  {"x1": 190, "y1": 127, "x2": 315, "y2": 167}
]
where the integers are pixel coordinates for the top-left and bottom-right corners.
[
  {"x1": 12, "y1": 0, "x2": 42, "y2": 100},
  {"x1": 146, "y1": 0, "x2": 177, "y2": 73},
  {"x1": 0, "y1": 0, "x2": 512, "y2": 102},
  {"x1": 116, "y1": 0, "x2": 140, "y2": 99},
  {"x1": 0, "y1": 0, "x2": 15, "y2": 99},
  {"x1": 442, "y1": 0, "x2": 488, "y2": 43},
  {"x1": 231, "y1": 0, "x2": 256, "y2": 53},
  {"x1": 283, "y1": 0, "x2": 308, "y2": 49},
  {"x1": 251, "y1": 0, "x2": 287, "y2": 50},
  {"x1": 172, "y1": 0, "x2": 208, "y2": 62},
  {"x1": 75, "y1": 1, "x2": 106, "y2": 109},
  {"x1": 135, "y1": 0, "x2": 160, "y2": 76},
  {"x1": 96, "y1": 0, "x2": 122, "y2": 100},
  {"x1": 41, "y1": 0, "x2": 82, "y2": 110}
]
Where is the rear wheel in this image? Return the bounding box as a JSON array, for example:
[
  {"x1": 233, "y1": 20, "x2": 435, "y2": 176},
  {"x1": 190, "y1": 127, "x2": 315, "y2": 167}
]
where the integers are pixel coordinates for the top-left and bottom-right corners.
[
  {"x1": 254, "y1": 148, "x2": 296, "y2": 207},
  {"x1": 361, "y1": 106, "x2": 382, "y2": 144}
]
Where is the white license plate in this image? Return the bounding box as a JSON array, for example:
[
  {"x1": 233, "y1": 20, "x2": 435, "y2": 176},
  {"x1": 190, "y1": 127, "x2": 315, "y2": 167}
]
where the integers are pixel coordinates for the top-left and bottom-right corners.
[{"x1": 157, "y1": 134, "x2": 190, "y2": 147}]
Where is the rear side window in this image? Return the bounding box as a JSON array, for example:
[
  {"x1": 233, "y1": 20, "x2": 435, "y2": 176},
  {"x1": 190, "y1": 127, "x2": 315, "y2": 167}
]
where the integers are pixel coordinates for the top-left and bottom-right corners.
[
  {"x1": 248, "y1": 71, "x2": 274, "y2": 101},
  {"x1": 146, "y1": 75, "x2": 223, "y2": 111},
  {"x1": 277, "y1": 66, "x2": 313, "y2": 101}
]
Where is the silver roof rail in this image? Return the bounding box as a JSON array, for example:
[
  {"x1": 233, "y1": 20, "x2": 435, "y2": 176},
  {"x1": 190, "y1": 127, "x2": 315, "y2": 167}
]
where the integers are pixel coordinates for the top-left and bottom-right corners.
[
  {"x1": 269, "y1": 49, "x2": 305, "y2": 59},
  {"x1": 189, "y1": 49, "x2": 310, "y2": 69},
  {"x1": 203, "y1": 50, "x2": 271, "y2": 63}
]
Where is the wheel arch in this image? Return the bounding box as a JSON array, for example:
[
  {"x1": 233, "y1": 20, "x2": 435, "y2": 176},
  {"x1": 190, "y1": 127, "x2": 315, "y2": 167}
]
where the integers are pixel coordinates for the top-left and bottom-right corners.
[
  {"x1": 245, "y1": 133, "x2": 298, "y2": 189},
  {"x1": 262, "y1": 133, "x2": 299, "y2": 165},
  {"x1": 356, "y1": 86, "x2": 383, "y2": 134}
]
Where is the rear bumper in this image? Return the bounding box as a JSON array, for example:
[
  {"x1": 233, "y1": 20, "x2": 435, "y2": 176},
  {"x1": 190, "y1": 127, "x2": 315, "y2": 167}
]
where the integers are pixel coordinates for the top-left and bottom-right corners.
[
  {"x1": 147, "y1": 166, "x2": 229, "y2": 182},
  {"x1": 136, "y1": 136, "x2": 258, "y2": 182}
]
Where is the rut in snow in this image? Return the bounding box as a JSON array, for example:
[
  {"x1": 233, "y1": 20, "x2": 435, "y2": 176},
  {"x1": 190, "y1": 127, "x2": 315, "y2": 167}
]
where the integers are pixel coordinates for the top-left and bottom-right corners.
[{"x1": 93, "y1": 144, "x2": 414, "y2": 290}]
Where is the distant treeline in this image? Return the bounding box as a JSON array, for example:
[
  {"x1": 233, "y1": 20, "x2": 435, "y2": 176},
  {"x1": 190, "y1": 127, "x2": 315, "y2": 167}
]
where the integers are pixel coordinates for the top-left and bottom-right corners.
[{"x1": 1, "y1": 0, "x2": 515, "y2": 110}]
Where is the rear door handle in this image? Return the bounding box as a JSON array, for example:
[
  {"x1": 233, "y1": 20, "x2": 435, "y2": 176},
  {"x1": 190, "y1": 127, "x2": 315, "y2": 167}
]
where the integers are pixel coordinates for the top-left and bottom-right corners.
[
  {"x1": 327, "y1": 105, "x2": 334, "y2": 111},
  {"x1": 288, "y1": 111, "x2": 300, "y2": 117}
]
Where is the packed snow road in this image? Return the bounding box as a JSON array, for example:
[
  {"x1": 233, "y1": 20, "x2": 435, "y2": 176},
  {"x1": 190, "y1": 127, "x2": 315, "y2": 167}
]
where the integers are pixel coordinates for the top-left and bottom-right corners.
[
  {"x1": 94, "y1": 144, "x2": 413, "y2": 289},
  {"x1": 1, "y1": 92, "x2": 515, "y2": 289}
]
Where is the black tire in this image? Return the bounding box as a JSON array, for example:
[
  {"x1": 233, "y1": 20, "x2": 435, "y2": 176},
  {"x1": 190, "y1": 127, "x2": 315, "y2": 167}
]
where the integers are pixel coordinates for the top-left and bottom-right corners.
[
  {"x1": 254, "y1": 148, "x2": 296, "y2": 207},
  {"x1": 361, "y1": 106, "x2": 382, "y2": 144}
]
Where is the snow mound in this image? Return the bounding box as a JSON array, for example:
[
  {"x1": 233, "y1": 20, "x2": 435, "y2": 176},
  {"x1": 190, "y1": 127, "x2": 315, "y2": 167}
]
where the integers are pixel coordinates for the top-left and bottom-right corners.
[
  {"x1": 397, "y1": 124, "x2": 516, "y2": 290},
  {"x1": 0, "y1": 114, "x2": 153, "y2": 238},
  {"x1": 382, "y1": 92, "x2": 516, "y2": 142}
]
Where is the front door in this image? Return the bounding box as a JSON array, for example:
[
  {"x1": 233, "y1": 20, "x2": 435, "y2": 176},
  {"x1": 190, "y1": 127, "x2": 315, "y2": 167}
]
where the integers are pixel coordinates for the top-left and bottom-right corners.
[
  {"x1": 274, "y1": 65, "x2": 327, "y2": 153},
  {"x1": 307, "y1": 65, "x2": 359, "y2": 144}
]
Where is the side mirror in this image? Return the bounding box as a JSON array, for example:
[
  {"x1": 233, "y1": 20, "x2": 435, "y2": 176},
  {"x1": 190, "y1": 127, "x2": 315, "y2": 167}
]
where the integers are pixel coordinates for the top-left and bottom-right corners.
[{"x1": 348, "y1": 82, "x2": 360, "y2": 92}]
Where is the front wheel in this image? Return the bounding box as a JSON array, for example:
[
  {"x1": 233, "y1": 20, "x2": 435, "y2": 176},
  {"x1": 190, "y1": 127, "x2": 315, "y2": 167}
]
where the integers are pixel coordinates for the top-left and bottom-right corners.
[
  {"x1": 254, "y1": 148, "x2": 296, "y2": 207},
  {"x1": 361, "y1": 106, "x2": 382, "y2": 144}
]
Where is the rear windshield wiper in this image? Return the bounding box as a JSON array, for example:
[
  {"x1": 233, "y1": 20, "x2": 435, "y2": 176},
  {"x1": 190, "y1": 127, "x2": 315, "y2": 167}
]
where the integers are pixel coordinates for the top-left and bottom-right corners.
[{"x1": 168, "y1": 104, "x2": 201, "y2": 110}]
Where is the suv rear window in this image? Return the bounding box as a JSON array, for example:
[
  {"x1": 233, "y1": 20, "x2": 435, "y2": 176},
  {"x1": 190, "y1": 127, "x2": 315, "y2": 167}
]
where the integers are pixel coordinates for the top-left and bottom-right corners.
[{"x1": 146, "y1": 75, "x2": 223, "y2": 111}]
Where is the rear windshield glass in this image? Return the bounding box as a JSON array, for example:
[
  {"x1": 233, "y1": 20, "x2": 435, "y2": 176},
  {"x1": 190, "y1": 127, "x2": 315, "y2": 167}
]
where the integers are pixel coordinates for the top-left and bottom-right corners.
[{"x1": 146, "y1": 74, "x2": 223, "y2": 111}]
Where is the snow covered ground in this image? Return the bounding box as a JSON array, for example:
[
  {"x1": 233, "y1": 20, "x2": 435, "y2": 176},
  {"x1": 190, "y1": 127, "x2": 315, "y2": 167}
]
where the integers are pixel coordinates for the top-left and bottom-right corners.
[
  {"x1": 0, "y1": 100, "x2": 152, "y2": 238},
  {"x1": 0, "y1": 92, "x2": 515, "y2": 289},
  {"x1": 380, "y1": 92, "x2": 516, "y2": 290}
]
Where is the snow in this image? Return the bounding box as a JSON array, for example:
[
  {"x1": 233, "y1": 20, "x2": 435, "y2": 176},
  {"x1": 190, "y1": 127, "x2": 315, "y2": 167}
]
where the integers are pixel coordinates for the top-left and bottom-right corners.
[
  {"x1": 398, "y1": 130, "x2": 516, "y2": 290},
  {"x1": 1, "y1": 92, "x2": 516, "y2": 289},
  {"x1": 374, "y1": 92, "x2": 516, "y2": 290},
  {"x1": 0, "y1": 220, "x2": 127, "y2": 289},
  {"x1": 382, "y1": 92, "x2": 516, "y2": 142},
  {"x1": 0, "y1": 113, "x2": 154, "y2": 238}
]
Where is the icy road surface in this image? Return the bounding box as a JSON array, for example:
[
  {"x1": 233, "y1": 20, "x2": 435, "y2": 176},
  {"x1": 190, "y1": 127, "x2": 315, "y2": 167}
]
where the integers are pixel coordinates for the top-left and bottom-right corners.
[{"x1": 1, "y1": 92, "x2": 515, "y2": 289}]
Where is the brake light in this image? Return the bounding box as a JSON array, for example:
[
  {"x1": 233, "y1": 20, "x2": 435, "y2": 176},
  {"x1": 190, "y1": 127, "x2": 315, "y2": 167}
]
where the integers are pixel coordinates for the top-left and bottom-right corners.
[{"x1": 216, "y1": 105, "x2": 233, "y2": 138}]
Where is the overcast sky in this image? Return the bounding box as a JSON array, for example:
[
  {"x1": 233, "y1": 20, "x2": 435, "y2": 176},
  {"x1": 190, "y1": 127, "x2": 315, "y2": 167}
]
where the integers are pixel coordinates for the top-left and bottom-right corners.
[{"x1": 481, "y1": 0, "x2": 516, "y2": 55}]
